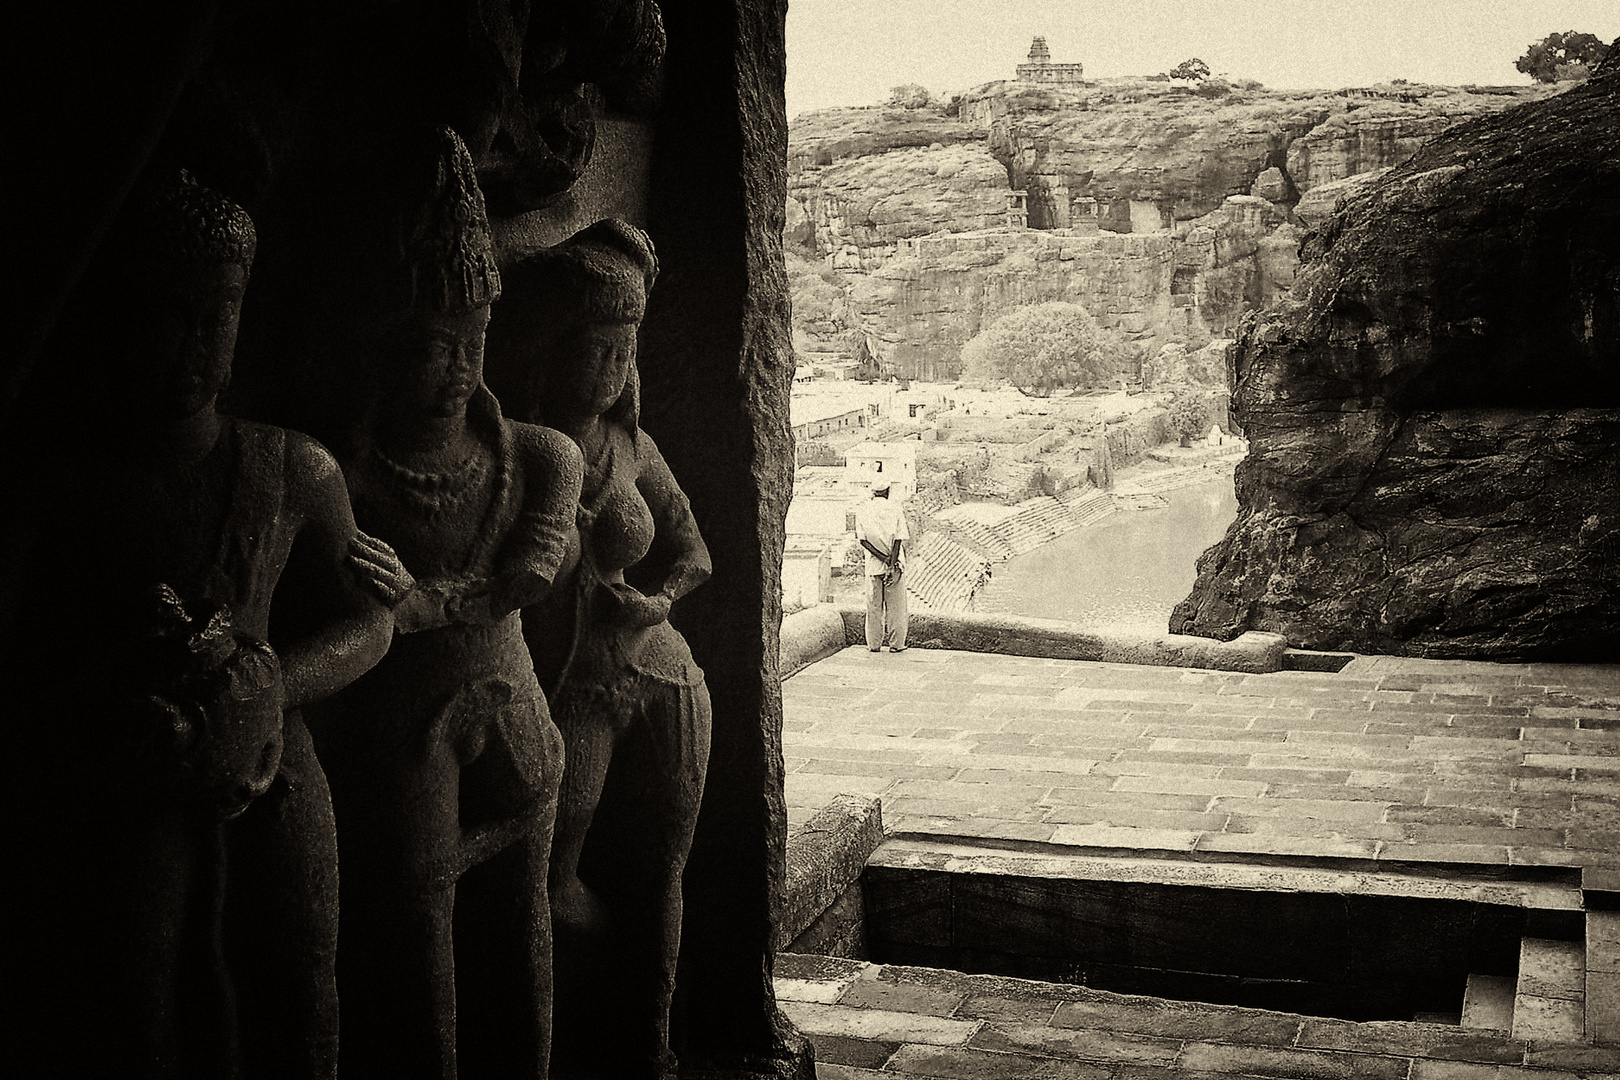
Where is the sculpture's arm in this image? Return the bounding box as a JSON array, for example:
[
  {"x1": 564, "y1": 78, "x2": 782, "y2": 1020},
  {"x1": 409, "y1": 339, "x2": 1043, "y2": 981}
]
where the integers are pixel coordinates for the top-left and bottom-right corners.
[
  {"x1": 274, "y1": 434, "x2": 393, "y2": 707},
  {"x1": 485, "y1": 423, "x2": 584, "y2": 613},
  {"x1": 598, "y1": 430, "x2": 711, "y2": 629},
  {"x1": 636, "y1": 432, "x2": 712, "y2": 602},
  {"x1": 345, "y1": 426, "x2": 584, "y2": 632}
]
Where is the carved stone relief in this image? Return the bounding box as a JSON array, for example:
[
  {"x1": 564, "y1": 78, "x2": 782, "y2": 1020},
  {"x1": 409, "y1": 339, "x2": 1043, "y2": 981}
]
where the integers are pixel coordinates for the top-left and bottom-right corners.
[
  {"x1": 487, "y1": 219, "x2": 714, "y2": 1079},
  {"x1": 4, "y1": 171, "x2": 393, "y2": 1078},
  {"x1": 6, "y1": 2, "x2": 802, "y2": 1075},
  {"x1": 308, "y1": 125, "x2": 583, "y2": 1079}
]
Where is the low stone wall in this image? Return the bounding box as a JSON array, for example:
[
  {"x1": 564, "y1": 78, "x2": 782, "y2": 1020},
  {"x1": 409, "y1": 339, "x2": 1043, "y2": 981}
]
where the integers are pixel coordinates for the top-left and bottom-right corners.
[
  {"x1": 779, "y1": 794, "x2": 884, "y2": 957},
  {"x1": 780, "y1": 605, "x2": 851, "y2": 678},
  {"x1": 780, "y1": 604, "x2": 1288, "y2": 674}
]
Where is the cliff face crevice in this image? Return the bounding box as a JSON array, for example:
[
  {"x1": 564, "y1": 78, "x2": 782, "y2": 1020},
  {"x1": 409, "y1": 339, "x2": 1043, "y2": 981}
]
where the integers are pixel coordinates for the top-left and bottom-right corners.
[
  {"x1": 788, "y1": 79, "x2": 1554, "y2": 380},
  {"x1": 1172, "y1": 75, "x2": 1620, "y2": 660}
]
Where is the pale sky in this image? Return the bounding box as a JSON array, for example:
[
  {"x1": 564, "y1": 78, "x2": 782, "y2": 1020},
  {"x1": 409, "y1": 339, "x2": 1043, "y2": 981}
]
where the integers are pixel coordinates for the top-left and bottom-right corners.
[{"x1": 786, "y1": 0, "x2": 1620, "y2": 117}]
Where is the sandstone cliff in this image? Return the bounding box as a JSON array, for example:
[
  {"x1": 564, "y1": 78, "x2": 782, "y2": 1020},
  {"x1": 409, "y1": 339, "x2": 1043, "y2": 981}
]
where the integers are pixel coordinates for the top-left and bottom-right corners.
[
  {"x1": 1170, "y1": 74, "x2": 1620, "y2": 660},
  {"x1": 789, "y1": 80, "x2": 1554, "y2": 381}
]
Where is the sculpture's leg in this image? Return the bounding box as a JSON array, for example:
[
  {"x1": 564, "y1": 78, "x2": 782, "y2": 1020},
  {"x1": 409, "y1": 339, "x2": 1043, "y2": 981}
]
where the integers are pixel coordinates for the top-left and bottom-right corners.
[
  {"x1": 588, "y1": 672, "x2": 713, "y2": 1078},
  {"x1": 455, "y1": 722, "x2": 563, "y2": 1080},
  {"x1": 547, "y1": 687, "x2": 621, "y2": 1078},
  {"x1": 224, "y1": 715, "x2": 339, "y2": 1080},
  {"x1": 332, "y1": 739, "x2": 461, "y2": 1080},
  {"x1": 547, "y1": 688, "x2": 617, "y2": 935},
  {"x1": 119, "y1": 807, "x2": 201, "y2": 1078}
]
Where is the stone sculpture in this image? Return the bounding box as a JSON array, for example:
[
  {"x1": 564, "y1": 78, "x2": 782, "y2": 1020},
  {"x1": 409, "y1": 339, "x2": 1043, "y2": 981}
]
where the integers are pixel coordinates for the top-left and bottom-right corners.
[
  {"x1": 485, "y1": 219, "x2": 713, "y2": 1080},
  {"x1": 2, "y1": 170, "x2": 394, "y2": 1077},
  {"x1": 311, "y1": 125, "x2": 584, "y2": 1079}
]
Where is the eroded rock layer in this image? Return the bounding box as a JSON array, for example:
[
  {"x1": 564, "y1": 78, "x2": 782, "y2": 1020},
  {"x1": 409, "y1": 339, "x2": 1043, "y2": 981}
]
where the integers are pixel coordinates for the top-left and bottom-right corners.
[
  {"x1": 1171, "y1": 75, "x2": 1620, "y2": 660},
  {"x1": 789, "y1": 80, "x2": 1553, "y2": 378}
]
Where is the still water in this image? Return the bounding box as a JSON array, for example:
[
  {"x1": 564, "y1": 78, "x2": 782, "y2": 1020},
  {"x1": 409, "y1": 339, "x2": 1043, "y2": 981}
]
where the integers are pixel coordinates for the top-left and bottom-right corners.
[{"x1": 975, "y1": 477, "x2": 1238, "y2": 633}]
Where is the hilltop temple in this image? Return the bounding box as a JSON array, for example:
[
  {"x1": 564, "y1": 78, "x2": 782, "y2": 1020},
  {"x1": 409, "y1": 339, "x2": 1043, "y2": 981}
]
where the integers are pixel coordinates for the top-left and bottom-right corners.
[{"x1": 1016, "y1": 35, "x2": 1085, "y2": 84}]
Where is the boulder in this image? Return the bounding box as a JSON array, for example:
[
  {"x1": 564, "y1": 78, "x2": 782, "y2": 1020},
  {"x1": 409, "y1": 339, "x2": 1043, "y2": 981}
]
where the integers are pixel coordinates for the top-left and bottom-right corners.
[
  {"x1": 1293, "y1": 169, "x2": 1388, "y2": 230},
  {"x1": 1172, "y1": 75, "x2": 1620, "y2": 659},
  {"x1": 1249, "y1": 165, "x2": 1289, "y2": 202},
  {"x1": 1143, "y1": 339, "x2": 1229, "y2": 389}
]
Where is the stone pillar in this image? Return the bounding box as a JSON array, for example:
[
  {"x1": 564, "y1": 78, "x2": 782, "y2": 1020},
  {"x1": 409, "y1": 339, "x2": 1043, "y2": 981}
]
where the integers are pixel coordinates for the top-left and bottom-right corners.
[{"x1": 639, "y1": 0, "x2": 810, "y2": 1075}]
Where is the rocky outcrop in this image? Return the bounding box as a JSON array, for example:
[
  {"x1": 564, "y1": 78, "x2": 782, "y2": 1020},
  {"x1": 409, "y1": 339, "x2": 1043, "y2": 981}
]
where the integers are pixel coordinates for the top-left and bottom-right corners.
[
  {"x1": 846, "y1": 229, "x2": 1176, "y2": 380},
  {"x1": 788, "y1": 81, "x2": 1552, "y2": 380},
  {"x1": 1284, "y1": 88, "x2": 1548, "y2": 191},
  {"x1": 959, "y1": 80, "x2": 1329, "y2": 230},
  {"x1": 1171, "y1": 75, "x2": 1620, "y2": 660},
  {"x1": 1292, "y1": 169, "x2": 1388, "y2": 230},
  {"x1": 1175, "y1": 196, "x2": 1303, "y2": 335},
  {"x1": 790, "y1": 142, "x2": 1009, "y2": 258},
  {"x1": 1143, "y1": 341, "x2": 1229, "y2": 390}
]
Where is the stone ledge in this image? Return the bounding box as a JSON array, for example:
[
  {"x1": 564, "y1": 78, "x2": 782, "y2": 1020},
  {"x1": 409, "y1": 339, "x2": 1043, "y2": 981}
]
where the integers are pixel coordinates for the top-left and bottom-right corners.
[
  {"x1": 781, "y1": 604, "x2": 851, "y2": 679},
  {"x1": 780, "y1": 794, "x2": 885, "y2": 951},
  {"x1": 827, "y1": 606, "x2": 1288, "y2": 673},
  {"x1": 775, "y1": 955, "x2": 1620, "y2": 1076}
]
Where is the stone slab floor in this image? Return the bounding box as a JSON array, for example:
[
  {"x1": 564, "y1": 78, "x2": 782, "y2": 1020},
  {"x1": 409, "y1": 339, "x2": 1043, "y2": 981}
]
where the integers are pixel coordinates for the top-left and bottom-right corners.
[
  {"x1": 783, "y1": 648, "x2": 1620, "y2": 870},
  {"x1": 778, "y1": 646, "x2": 1620, "y2": 1077}
]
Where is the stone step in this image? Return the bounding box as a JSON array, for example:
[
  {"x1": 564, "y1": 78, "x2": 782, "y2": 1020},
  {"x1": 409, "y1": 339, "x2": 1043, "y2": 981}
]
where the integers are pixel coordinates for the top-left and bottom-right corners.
[
  {"x1": 1461, "y1": 973, "x2": 1515, "y2": 1032},
  {"x1": 1589, "y1": 912, "x2": 1620, "y2": 1047},
  {"x1": 1512, "y1": 937, "x2": 1585, "y2": 1043},
  {"x1": 773, "y1": 953, "x2": 1620, "y2": 1080},
  {"x1": 1112, "y1": 491, "x2": 1172, "y2": 511},
  {"x1": 905, "y1": 534, "x2": 990, "y2": 614}
]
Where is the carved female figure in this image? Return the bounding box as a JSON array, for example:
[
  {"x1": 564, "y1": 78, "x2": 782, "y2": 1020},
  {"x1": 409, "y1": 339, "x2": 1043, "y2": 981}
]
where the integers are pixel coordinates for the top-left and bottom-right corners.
[
  {"x1": 310, "y1": 126, "x2": 583, "y2": 1079},
  {"x1": 484, "y1": 219, "x2": 712, "y2": 1080},
  {"x1": 2, "y1": 171, "x2": 393, "y2": 1078}
]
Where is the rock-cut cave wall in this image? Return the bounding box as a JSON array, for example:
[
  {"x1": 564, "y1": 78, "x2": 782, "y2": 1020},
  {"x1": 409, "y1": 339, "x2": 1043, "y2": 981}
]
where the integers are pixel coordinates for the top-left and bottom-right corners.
[{"x1": 1172, "y1": 70, "x2": 1620, "y2": 661}]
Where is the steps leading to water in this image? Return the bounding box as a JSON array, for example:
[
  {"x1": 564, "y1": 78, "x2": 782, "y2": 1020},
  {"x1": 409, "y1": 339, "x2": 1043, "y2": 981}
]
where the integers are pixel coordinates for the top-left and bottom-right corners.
[
  {"x1": 915, "y1": 463, "x2": 1237, "y2": 613},
  {"x1": 1055, "y1": 486, "x2": 1117, "y2": 527},
  {"x1": 904, "y1": 534, "x2": 989, "y2": 614}
]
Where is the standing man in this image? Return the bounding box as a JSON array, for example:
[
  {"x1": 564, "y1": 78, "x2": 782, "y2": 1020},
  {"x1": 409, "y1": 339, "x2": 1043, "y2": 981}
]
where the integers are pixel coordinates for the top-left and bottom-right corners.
[{"x1": 855, "y1": 479, "x2": 909, "y2": 652}]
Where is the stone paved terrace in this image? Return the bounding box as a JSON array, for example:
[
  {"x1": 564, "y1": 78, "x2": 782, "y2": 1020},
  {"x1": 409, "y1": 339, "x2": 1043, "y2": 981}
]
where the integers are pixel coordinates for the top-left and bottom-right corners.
[
  {"x1": 778, "y1": 646, "x2": 1620, "y2": 1076},
  {"x1": 782, "y1": 648, "x2": 1620, "y2": 871}
]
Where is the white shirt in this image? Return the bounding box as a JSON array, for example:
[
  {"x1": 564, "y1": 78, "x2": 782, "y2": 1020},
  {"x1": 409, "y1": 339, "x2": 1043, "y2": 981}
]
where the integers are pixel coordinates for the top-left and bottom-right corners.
[{"x1": 855, "y1": 496, "x2": 909, "y2": 576}]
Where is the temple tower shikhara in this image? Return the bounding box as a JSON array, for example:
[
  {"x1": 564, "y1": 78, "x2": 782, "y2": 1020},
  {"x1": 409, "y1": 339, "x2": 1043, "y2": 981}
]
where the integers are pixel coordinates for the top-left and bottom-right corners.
[{"x1": 1016, "y1": 35, "x2": 1085, "y2": 83}]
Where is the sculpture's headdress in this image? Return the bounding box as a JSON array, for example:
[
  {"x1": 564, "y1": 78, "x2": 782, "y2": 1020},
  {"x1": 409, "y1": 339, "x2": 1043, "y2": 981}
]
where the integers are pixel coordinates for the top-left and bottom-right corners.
[
  {"x1": 485, "y1": 218, "x2": 658, "y2": 431},
  {"x1": 130, "y1": 169, "x2": 257, "y2": 269},
  {"x1": 391, "y1": 125, "x2": 502, "y2": 312},
  {"x1": 504, "y1": 217, "x2": 658, "y2": 327}
]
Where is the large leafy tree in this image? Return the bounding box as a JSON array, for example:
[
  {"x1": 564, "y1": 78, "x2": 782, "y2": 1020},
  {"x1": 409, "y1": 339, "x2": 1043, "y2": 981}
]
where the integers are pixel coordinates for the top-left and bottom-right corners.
[
  {"x1": 1169, "y1": 58, "x2": 1210, "y2": 81},
  {"x1": 960, "y1": 302, "x2": 1119, "y2": 396},
  {"x1": 1516, "y1": 31, "x2": 1609, "y2": 82}
]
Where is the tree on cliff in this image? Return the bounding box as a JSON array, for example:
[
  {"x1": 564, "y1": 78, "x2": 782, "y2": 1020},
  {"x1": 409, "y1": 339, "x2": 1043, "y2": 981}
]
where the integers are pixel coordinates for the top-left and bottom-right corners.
[
  {"x1": 960, "y1": 302, "x2": 1120, "y2": 396},
  {"x1": 1167, "y1": 391, "x2": 1210, "y2": 445},
  {"x1": 786, "y1": 254, "x2": 850, "y2": 347},
  {"x1": 1515, "y1": 31, "x2": 1609, "y2": 82},
  {"x1": 1168, "y1": 58, "x2": 1210, "y2": 81},
  {"x1": 851, "y1": 332, "x2": 883, "y2": 382},
  {"x1": 888, "y1": 84, "x2": 931, "y2": 109}
]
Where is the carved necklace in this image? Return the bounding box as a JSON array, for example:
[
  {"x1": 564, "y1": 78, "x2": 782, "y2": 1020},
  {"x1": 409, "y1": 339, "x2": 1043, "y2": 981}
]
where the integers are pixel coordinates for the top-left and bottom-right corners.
[{"x1": 368, "y1": 438, "x2": 491, "y2": 517}]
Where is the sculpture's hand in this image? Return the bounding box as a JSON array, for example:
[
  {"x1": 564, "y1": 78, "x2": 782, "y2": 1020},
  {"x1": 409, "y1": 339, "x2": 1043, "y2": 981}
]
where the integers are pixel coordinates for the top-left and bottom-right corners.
[
  {"x1": 600, "y1": 582, "x2": 672, "y2": 628},
  {"x1": 346, "y1": 531, "x2": 416, "y2": 608},
  {"x1": 394, "y1": 575, "x2": 536, "y2": 632}
]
